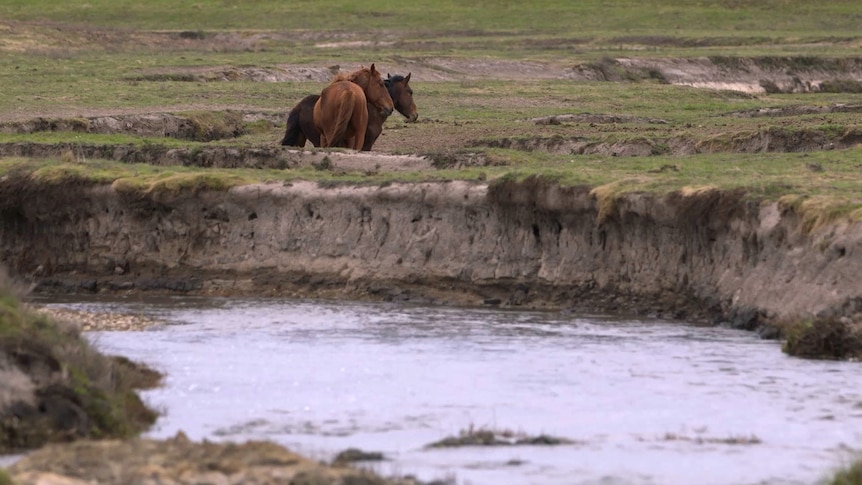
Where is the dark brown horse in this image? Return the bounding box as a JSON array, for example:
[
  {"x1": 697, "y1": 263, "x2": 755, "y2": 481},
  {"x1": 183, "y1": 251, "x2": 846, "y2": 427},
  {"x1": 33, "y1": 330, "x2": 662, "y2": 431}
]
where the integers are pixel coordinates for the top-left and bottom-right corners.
[
  {"x1": 282, "y1": 73, "x2": 417, "y2": 151},
  {"x1": 312, "y1": 64, "x2": 393, "y2": 150}
]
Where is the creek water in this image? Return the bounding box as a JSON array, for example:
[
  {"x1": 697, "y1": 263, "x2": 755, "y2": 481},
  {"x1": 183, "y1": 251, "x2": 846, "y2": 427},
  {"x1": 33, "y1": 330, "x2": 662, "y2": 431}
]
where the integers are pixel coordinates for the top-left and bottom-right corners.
[{"x1": 34, "y1": 296, "x2": 862, "y2": 484}]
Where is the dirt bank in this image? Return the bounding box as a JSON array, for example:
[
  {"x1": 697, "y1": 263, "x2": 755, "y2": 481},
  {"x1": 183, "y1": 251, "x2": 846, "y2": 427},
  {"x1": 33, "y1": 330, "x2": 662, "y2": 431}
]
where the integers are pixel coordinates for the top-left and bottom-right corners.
[
  {"x1": 1, "y1": 175, "x2": 861, "y2": 339},
  {"x1": 0, "y1": 276, "x2": 160, "y2": 455}
]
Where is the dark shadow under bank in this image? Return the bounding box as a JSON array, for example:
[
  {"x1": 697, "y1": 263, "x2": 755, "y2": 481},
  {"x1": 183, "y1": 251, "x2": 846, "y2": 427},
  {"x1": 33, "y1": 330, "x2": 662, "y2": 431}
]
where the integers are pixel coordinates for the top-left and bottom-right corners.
[{"x1": 25, "y1": 267, "x2": 862, "y2": 361}]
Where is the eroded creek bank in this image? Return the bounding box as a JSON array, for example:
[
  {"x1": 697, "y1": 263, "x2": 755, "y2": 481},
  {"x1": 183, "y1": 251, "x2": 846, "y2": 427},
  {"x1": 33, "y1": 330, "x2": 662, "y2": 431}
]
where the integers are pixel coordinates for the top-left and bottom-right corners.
[{"x1": 2, "y1": 175, "x2": 861, "y2": 338}]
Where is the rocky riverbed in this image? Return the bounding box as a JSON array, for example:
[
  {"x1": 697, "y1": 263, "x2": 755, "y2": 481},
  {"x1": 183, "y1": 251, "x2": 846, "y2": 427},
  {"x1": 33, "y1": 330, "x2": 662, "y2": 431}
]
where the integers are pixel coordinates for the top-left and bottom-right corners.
[{"x1": 29, "y1": 306, "x2": 165, "y2": 332}]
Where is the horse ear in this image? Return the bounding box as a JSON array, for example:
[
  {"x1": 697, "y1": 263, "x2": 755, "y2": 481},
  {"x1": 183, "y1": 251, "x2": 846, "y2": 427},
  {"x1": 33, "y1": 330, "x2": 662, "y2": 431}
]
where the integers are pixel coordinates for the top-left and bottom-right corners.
[
  {"x1": 405, "y1": 72, "x2": 411, "y2": 84},
  {"x1": 370, "y1": 63, "x2": 376, "y2": 73}
]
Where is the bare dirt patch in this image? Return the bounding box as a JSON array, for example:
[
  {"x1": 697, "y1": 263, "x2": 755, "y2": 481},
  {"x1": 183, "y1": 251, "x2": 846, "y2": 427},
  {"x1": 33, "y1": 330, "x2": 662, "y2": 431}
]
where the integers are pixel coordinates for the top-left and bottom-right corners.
[{"x1": 573, "y1": 56, "x2": 862, "y2": 94}]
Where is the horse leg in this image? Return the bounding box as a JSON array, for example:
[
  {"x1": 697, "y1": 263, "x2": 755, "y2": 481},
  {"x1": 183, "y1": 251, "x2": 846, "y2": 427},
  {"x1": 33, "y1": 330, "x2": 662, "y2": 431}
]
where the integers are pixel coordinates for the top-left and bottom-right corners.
[{"x1": 362, "y1": 102, "x2": 384, "y2": 151}]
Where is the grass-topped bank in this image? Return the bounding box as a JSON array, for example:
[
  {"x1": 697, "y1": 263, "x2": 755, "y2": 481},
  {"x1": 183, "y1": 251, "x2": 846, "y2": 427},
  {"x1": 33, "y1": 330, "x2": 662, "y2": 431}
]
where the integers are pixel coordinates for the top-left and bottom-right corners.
[
  {"x1": 0, "y1": 269, "x2": 161, "y2": 453},
  {"x1": 3, "y1": 144, "x2": 862, "y2": 226}
]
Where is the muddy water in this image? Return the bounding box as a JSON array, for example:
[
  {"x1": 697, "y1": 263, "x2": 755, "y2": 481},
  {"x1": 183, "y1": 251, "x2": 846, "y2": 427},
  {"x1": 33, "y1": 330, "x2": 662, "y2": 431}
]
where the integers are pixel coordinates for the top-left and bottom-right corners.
[{"x1": 43, "y1": 296, "x2": 862, "y2": 485}]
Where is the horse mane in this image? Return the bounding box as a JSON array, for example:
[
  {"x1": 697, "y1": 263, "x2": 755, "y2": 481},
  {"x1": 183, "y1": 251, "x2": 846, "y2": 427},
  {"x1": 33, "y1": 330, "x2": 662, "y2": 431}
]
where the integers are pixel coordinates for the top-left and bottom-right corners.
[
  {"x1": 347, "y1": 67, "x2": 373, "y2": 83},
  {"x1": 330, "y1": 72, "x2": 350, "y2": 83},
  {"x1": 385, "y1": 74, "x2": 406, "y2": 87}
]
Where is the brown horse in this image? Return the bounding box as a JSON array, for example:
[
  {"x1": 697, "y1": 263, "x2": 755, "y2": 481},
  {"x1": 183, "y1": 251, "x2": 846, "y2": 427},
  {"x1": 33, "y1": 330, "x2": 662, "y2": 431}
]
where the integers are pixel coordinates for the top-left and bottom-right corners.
[
  {"x1": 312, "y1": 64, "x2": 393, "y2": 150},
  {"x1": 283, "y1": 72, "x2": 415, "y2": 151}
]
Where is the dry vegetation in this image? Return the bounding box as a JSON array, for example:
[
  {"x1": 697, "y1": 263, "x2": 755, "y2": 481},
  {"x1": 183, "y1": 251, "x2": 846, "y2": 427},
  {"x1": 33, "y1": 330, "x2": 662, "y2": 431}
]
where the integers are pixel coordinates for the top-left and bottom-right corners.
[{"x1": 0, "y1": 270, "x2": 161, "y2": 453}]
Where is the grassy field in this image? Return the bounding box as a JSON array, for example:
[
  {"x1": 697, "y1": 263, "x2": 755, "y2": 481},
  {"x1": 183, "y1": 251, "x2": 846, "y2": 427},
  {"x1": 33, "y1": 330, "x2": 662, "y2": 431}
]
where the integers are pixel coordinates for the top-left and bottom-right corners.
[
  {"x1": 1, "y1": 0, "x2": 862, "y2": 223},
  {"x1": 2, "y1": 0, "x2": 861, "y2": 39}
]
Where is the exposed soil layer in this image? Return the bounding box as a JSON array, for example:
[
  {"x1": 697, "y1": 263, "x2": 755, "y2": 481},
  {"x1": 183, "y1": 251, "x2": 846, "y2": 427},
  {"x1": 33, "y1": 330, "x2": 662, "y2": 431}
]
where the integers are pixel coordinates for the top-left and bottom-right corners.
[{"x1": 2, "y1": 175, "x2": 861, "y2": 342}]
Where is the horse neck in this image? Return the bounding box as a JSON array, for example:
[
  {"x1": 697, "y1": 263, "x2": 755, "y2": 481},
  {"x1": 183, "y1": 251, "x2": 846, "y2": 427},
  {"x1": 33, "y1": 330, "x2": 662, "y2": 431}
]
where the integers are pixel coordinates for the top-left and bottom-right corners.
[
  {"x1": 387, "y1": 82, "x2": 405, "y2": 113},
  {"x1": 350, "y1": 72, "x2": 370, "y2": 90}
]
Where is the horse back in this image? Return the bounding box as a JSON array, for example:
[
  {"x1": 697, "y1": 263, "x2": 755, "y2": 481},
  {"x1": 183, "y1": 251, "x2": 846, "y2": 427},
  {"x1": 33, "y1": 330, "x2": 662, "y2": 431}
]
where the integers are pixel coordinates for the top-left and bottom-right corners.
[{"x1": 315, "y1": 81, "x2": 368, "y2": 149}]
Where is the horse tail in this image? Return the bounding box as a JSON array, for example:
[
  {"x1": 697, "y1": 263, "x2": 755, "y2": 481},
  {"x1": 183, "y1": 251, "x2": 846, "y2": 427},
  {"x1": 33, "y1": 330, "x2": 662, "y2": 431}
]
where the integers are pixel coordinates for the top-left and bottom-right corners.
[
  {"x1": 280, "y1": 107, "x2": 303, "y2": 146},
  {"x1": 328, "y1": 92, "x2": 358, "y2": 147}
]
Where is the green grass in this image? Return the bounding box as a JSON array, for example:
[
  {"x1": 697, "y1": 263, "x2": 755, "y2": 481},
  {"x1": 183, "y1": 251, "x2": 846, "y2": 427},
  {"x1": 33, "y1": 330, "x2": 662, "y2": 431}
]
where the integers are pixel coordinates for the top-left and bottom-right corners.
[
  {"x1": 781, "y1": 317, "x2": 862, "y2": 360},
  {"x1": 2, "y1": 0, "x2": 860, "y2": 38},
  {"x1": 824, "y1": 459, "x2": 862, "y2": 485}
]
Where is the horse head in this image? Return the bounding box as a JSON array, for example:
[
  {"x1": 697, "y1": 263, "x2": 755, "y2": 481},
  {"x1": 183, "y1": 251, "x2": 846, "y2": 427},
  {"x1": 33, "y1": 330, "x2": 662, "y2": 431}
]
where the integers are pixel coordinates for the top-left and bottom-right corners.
[
  {"x1": 386, "y1": 73, "x2": 418, "y2": 123},
  {"x1": 349, "y1": 64, "x2": 394, "y2": 117}
]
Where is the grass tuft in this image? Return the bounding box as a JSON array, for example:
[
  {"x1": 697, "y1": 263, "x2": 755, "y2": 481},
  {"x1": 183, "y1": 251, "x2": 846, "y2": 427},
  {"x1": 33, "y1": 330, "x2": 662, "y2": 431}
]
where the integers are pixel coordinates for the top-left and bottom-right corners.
[
  {"x1": 112, "y1": 172, "x2": 253, "y2": 198},
  {"x1": 781, "y1": 317, "x2": 862, "y2": 360},
  {"x1": 779, "y1": 195, "x2": 862, "y2": 234},
  {"x1": 589, "y1": 177, "x2": 651, "y2": 223},
  {"x1": 426, "y1": 424, "x2": 574, "y2": 449},
  {"x1": 826, "y1": 459, "x2": 862, "y2": 485}
]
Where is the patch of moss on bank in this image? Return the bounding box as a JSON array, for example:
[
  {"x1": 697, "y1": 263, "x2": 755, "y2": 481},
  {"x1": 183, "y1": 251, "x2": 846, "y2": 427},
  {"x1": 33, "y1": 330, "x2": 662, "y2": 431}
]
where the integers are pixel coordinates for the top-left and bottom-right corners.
[
  {"x1": 0, "y1": 269, "x2": 161, "y2": 453},
  {"x1": 781, "y1": 317, "x2": 862, "y2": 361},
  {"x1": 426, "y1": 425, "x2": 575, "y2": 448},
  {"x1": 112, "y1": 171, "x2": 254, "y2": 198},
  {"x1": 179, "y1": 110, "x2": 246, "y2": 141},
  {"x1": 779, "y1": 194, "x2": 862, "y2": 234},
  {"x1": 826, "y1": 459, "x2": 862, "y2": 485}
]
